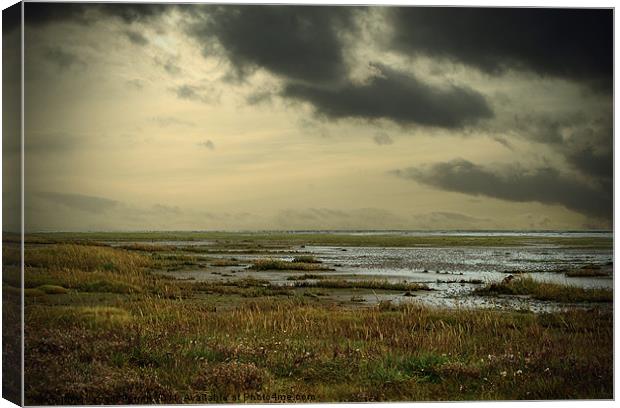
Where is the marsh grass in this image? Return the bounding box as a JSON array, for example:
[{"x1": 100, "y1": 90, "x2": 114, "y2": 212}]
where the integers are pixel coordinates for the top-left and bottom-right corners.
[
  {"x1": 26, "y1": 295, "x2": 613, "y2": 403},
  {"x1": 474, "y1": 276, "x2": 613, "y2": 303},
  {"x1": 21, "y1": 239, "x2": 614, "y2": 403},
  {"x1": 294, "y1": 279, "x2": 431, "y2": 292},
  {"x1": 24, "y1": 244, "x2": 153, "y2": 273},
  {"x1": 250, "y1": 259, "x2": 333, "y2": 271},
  {"x1": 19, "y1": 244, "x2": 182, "y2": 297},
  {"x1": 566, "y1": 269, "x2": 609, "y2": 277},
  {"x1": 565, "y1": 265, "x2": 609, "y2": 277},
  {"x1": 286, "y1": 274, "x2": 330, "y2": 281},
  {"x1": 117, "y1": 243, "x2": 178, "y2": 252},
  {"x1": 291, "y1": 255, "x2": 321, "y2": 263}
]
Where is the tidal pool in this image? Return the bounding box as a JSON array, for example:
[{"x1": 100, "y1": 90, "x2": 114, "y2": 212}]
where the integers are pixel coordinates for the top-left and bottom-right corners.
[{"x1": 156, "y1": 238, "x2": 612, "y2": 312}]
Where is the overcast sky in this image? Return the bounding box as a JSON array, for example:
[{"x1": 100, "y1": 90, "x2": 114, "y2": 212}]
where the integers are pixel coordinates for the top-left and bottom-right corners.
[{"x1": 4, "y1": 3, "x2": 613, "y2": 231}]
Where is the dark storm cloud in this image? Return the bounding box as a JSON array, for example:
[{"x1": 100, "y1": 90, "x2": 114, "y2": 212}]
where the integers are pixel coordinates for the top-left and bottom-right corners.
[
  {"x1": 43, "y1": 46, "x2": 85, "y2": 70},
  {"x1": 123, "y1": 29, "x2": 149, "y2": 46},
  {"x1": 36, "y1": 192, "x2": 119, "y2": 214},
  {"x1": 562, "y1": 122, "x2": 613, "y2": 183},
  {"x1": 394, "y1": 159, "x2": 612, "y2": 218},
  {"x1": 283, "y1": 65, "x2": 493, "y2": 128},
  {"x1": 24, "y1": 3, "x2": 172, "y2": 26},
  {"x1": 98, "y1": 4, "x2": 170, "y2": 24},
  {"x1": 389, "y1": 7, "x2": 612, "y2": 90},
  {"x1": 189, "y1": 5, "x2": 495, "y2": 129},
  {"x1": 24, "y1": 2, "x2": 89, "y2": 26},
  {"x1": 566, "y1": 145, "x2": 613, "y2": 183},
  {"x1": 189, "y1": 5, "x2": 359, "y2": 84},
  {"x1": 515, "y1": 114, "x2": 613, "y2": 184}
]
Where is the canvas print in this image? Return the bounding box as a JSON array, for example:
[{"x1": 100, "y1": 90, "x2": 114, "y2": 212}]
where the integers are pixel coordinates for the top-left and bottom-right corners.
[{"x1": 2, "y1": 2, "x2": 614, "y2": 405}]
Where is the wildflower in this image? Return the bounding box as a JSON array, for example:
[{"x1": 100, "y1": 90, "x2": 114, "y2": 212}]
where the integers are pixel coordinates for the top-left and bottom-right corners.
[
  {"x1": 515, "y1": 370, "x2": 523, "y2": 376},
  {"x1": 500, "y1": 371, "x2": 507, "y2": 377}
]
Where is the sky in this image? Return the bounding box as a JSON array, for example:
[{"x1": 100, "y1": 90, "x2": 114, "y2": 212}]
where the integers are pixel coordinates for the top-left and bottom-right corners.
[{"x1": 2, "y1": 3, "x2": 614, "y2": 231}]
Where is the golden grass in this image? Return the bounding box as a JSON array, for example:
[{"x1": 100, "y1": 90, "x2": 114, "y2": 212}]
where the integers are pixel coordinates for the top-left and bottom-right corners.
[
  {"x1": 25, "y1": 244, "x2": 153, "y2": 273},
  {"x1": 28, "y1": 305, "x2": 133, "y2": 330}
]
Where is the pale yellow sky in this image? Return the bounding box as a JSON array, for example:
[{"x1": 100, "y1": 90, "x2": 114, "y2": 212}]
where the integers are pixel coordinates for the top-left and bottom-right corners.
[{"x1": 8, "y1": 4, "x2": 612, "y2": 231}]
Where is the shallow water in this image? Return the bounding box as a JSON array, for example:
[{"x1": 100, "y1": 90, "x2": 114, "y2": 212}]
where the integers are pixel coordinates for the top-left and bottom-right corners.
[
  {"x1": 145, "y1": 235, "x2": 612, "y2": 311},
  {"x1": 303, "y1": 245, "x2": 613, "y2": 289}
]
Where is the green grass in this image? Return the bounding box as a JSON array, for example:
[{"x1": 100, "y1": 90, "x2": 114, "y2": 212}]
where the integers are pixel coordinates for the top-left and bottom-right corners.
[{"x1": 474, "y1": 276, "x2": 612, "y2": 303}]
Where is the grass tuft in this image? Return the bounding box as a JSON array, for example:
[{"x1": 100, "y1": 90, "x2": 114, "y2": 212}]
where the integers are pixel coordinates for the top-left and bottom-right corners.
[
  {"x1": 250, "y1": 259, "x2": 333, "y2": 271},
  {"x1": 295, "y1": 279, "x2": 431, "y2": 292},
  {"x1": 291, "y1": 255, "x2": 321, "y2": 263},
  {"x1": 474, "y1": 276, "x2": 612, "y2": 303},
  {"x1": 286, "y1": 274, "x2": 329, "y2": 281}
]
